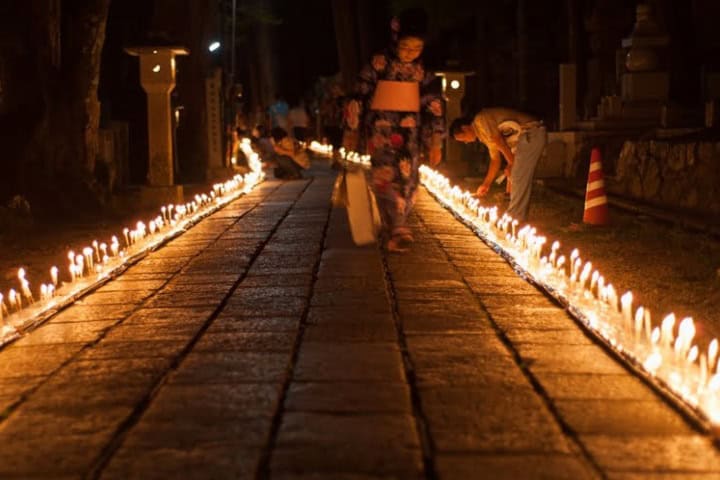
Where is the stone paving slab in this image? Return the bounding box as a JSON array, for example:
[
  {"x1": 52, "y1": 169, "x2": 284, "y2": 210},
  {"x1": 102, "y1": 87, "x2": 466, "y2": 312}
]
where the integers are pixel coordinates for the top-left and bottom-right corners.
[
  {"x1": 411, "y1": 191, "x2": 720, "y2": 479},
  {"x1": 0, "y1": 168, "x2": 717, "y2": 479}
]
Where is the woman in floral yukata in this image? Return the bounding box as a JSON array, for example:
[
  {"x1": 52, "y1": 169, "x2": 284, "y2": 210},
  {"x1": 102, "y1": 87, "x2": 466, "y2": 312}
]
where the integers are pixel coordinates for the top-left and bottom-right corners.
[{"x1": 343, "y1": 8, "x2": 444, "y2": 252}]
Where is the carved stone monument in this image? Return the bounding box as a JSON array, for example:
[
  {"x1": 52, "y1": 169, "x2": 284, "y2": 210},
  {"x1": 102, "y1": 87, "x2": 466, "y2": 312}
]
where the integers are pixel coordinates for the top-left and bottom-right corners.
[
  {"x1": 205, "y1": 67, "x2": 232, "y2": 180},
  {"x1": 575, "y1": 3, "x2": 672, "y2": 130},
  {"x1": 620, "y1": 3, "x2": 669, "y2": 102}
]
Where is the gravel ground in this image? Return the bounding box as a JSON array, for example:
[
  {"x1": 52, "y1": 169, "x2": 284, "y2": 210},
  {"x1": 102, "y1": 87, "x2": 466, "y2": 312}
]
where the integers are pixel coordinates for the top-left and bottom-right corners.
[{"x1": 473, "y1": 180, "x2": 720, "y2": 346}]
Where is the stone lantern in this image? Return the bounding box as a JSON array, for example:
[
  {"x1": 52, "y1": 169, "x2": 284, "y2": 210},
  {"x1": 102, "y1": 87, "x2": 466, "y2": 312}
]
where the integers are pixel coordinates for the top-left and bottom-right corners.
[
  {"x1": 125, "y1": 45, "x2": 189, "y2": 204},
  {"x1": 435, "y1": 70, "x2": 475, "y2": 177}
]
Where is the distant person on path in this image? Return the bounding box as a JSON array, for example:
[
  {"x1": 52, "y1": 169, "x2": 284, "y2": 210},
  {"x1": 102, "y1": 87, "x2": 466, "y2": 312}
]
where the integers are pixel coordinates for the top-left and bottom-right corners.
[
  {"x1": 450, "y1": 108, "x2": 546, "y2": 222},
  {"x1": 251, "y1": 124, "x2": 275, "y2": 162},
  {"x1": 343, "y1": 7, "x2": 444, "y2": 252},
  {"x1": 268, "y1": 95, "x2": 289, "y2": 130},
  {"x1": 288, "y1": 100, "x2": 310, "y2": 142},
  {"x1": 270, "y1": 126, "x2": 308, "y2": 180}
]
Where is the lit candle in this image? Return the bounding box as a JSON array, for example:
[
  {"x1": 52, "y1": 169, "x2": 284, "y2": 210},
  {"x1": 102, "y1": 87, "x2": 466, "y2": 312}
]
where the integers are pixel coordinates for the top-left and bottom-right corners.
[
  {"x1": 111, "y1": 236, "x2": 119, "y2": 257},
  {"x1": 573, "y1": 258, "x2": 582, "y2": 282},
  {"x1": 661, "y1": 313, "x2": 676, "y2": 348},
  {"x1": 123, "y1": 228, "x2": 130, "y2": 247},
  {"x1": 644, "y1": 351, "x2": 662, "y2": 373},
  {"x1": 570, "y1": 248, "x2": 579, "y2": 270},
  {"x1": 642, "y1": 305, "x2": 653, "y2": 342},
  {"x1": 92, "y1": 240, "x2": 100, "y2": 262},
  {"x1": 549, "y1": 241, "x2": 559, "y2": 267},
  {"x1": 535, "y1": 237, "x2": 546, "y2": 262},
  {"x1": 620, "y1": 291, "x2": 633, "y2": 330},
  {"x1": 18, "y1": 269, "x2": 33, "y2": 303},
  {"x1": 83, "y1": 247, "x2": 94, "y2": 271},
  {"x1": 9, "y1": 289, "x2": 19, "y2": 311},
  {"x1": 50, "y1": 266, "x2": 58, "y2": 287},
  {"x1": 579, "y1": 262, "x2": 592, "y2": 291},
  {"x1": 75, "y1": 255, "x2": 85, "y2": 277},
  {"x1": 709, "y1": 339, "x2": 719, "y2": 373},
  {"x1": 606, "y1": 284, "x2": 618, "y2": 313},
  {"x1": 590, "y1": 271, "x2": 599, "y2": 296},
  {"x1": 634, "y1": 306, "x2": 645, "y2": 339},
  {"x1": 651, "y1": 326, "x2": 661, "y2": 346},
  {"x1": 709, "y1": 374, "x2": 720, "y2": 393},
  {"x1": 677, "y1": 317, "x2": 695, "y2": 360}
]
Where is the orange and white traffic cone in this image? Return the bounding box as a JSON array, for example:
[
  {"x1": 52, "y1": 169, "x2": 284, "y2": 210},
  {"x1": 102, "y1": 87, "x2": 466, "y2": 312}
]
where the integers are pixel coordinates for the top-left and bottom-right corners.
[{"x1": 583, "y1": 147, "x2": 610, "y2": 225}]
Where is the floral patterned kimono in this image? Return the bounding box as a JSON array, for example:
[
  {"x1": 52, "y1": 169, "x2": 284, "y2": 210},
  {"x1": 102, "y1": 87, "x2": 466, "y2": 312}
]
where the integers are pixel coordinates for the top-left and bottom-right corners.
[{"x1": 345, "y1": 47, "x2": 444, "y2": 241}]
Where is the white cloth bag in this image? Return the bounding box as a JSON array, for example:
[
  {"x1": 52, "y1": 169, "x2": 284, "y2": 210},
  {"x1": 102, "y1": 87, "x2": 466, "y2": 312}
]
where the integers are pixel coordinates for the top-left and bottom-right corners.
[{"x1": 344, "y1": 165, "x2": 381, "y2": 246}]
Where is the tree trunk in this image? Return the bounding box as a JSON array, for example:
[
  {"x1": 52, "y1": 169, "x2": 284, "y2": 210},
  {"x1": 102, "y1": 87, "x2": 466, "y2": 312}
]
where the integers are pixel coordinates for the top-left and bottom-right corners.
[
  {"x1": 331, "y1": 0, "x2": 360, "y2": 92},
  {"x1": 474, "y1": 3, "x2": 490, "y2": 108},
  {"x1": 516, "y1": 0, "x2": 528, "y2": 109},
  {"x1": 0, "y1": 0, "x2": 110, "y2": 216}
]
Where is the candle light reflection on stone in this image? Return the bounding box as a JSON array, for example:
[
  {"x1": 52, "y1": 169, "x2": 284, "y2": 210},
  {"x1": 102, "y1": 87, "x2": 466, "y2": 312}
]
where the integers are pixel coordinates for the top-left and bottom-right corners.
[
  {"x1": 417, "y1": 163, "x2": 720, "y2": 429},
  {"x1": 0, "y1": 139, "x2": 263, "y2": 346}
]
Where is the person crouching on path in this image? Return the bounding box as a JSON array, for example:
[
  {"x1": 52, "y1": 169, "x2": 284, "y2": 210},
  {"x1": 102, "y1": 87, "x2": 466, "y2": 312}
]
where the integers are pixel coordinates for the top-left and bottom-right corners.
[
  {"x1": 343, "y1": 7, "x2": 444, "y2": 252},
  {"x1": 450, "y1": 108, "x2": 546, "y2": 222},
  {"x1": 270, "y1": 127, "x2": 304, "y2": 180}
]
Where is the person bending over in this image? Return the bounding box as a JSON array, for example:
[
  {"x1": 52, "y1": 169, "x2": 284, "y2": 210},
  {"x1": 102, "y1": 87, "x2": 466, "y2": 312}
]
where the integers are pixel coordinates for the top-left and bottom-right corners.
[{"x1": 450, "y1": 108, "x2": 546, "y2": 222}]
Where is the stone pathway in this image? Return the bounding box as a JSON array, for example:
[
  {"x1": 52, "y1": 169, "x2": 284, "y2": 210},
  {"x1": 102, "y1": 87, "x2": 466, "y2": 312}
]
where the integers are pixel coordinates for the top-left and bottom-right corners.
[{"x1": 0, "y1": 164, "x2": 718, "y2": 479}]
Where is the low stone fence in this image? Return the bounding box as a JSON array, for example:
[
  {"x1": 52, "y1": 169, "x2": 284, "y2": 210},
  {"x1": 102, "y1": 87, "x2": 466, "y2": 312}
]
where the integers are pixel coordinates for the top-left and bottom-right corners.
[{"x1": 609, "y1": 139, "x2": 720, "y2": 215}]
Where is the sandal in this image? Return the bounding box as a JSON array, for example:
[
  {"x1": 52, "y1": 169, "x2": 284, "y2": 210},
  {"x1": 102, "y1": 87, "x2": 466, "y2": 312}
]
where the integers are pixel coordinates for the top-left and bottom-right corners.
[
  {"x1": 385, "y1": 237, "x2": 409, "y2": 253},
  {"x1": 397, "y1": 233, "x2": 414, "y2": 244}
]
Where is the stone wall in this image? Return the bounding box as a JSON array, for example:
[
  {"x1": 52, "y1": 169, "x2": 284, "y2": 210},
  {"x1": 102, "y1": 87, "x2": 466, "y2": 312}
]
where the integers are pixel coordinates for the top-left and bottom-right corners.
[{"x1": 609, "y1": 139, "x2": 720, "y2": 214}]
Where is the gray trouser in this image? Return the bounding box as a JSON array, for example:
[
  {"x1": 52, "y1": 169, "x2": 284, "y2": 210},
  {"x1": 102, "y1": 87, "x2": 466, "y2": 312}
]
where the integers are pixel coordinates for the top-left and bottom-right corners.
[{"x1": 507, "y1": 125, "x2": 547, "y2": 222}]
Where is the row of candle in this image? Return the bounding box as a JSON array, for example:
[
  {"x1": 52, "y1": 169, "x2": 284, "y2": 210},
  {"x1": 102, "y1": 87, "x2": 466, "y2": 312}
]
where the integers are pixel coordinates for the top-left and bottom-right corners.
[
  {"x1": 0, "y1": 139, "x2": 264, "y2": 346},
  {"x1": 418, "y1": 165, "x2": 720, "y2": 428},
  {"x1": 308, "y1": 141, "x2": 333, "y2": 157},
  {"x1": 307, "y1": 139, "x2": 719, "y2": 427},
  {"x1": 308, "y1": 142, "x2": 372, "y2": 169}
]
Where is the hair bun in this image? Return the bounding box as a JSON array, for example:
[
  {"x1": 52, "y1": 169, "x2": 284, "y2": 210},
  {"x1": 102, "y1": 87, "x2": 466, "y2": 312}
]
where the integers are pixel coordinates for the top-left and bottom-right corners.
[{"x1": 395, "y1": 8, "x2": 428, "y2": 39}]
